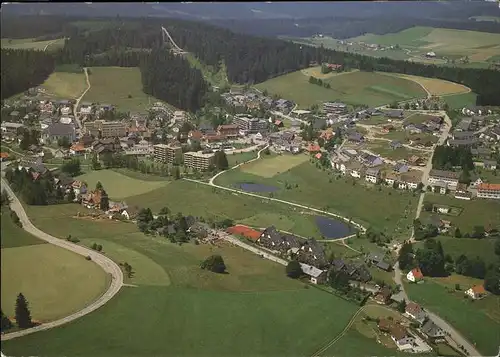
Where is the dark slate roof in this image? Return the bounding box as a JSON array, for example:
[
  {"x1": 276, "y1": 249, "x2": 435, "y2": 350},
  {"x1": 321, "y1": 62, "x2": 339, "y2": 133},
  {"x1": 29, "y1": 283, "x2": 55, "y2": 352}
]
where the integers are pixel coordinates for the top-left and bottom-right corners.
[
  {"x1": 376, "y1": 260, "x2": 391, "y2": 271},
  {"x1": 304, "y1": 238, "x2": 325, "y2": 258},
  {"x1": 185, "y1": 215, "x2": 196, "y2": 228},
  {"x1": 421, "y1": 319, "x2": 444, "y2": 338},
  {"x1": 348, "y1": 132, "x2": 364, "y2": 142},
  {"x1": 260, "y1": 226, "x2": 283, "y2": 245},
  {"x1": 332, "y1": 259, "x2": 346, "y2": 271},
  {"x1": 47, "y1": 123, "x2": 75, "y2": 136},
  {"x1": 385, "y1": 110, "x2": 404, "y2": 118},
  {"x1": 282, "y1": 234, "x2": 303, "y2": 249}
]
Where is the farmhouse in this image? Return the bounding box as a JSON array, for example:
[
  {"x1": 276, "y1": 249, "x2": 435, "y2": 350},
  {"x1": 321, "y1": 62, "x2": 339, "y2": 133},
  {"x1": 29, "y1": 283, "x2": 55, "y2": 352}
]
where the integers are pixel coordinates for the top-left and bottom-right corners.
[
  {"x1": 384, "y1": 110, "x2": 404, "y2": 119},
  {"x1": 390, "y1": 325, "x2": 416, "y2": 351},
  {"x1": 421, "y1": 319, "x2": 445, "y2": 342},
  {"x1": 374, "y1": 286, "x2": 392, "y2": 305},
  {"x1": 384, "y1": 172, "x2": 399, "y2": 186},
  {"x1": 365, "y1": 167, "x2": 380, "y2": 184},
  {"x1": 299, "y1": 238, "x2": 327, "y2": 268},
  {"x1": 331, "y1": 259, "x2": 372, "y2": 283},
  {"x1": 405, "y1": 302, "x2": 426, "y2": 324},
  {"x1": 1, "y1": 122, "x2": 24, "y2": 134},
  {"x1": 465, "y1": 285, "x2": 487, "y2": 300},
  {"x1": 300, "y1": 263, "x2": 327, "y2": 285},
  {"x1": 431, "y1": 181, "x2": 448, "y2": 195},
  {"x1": 399, "y1": 170, "x2": 423, "y2": 190},
  {"x1": 407, "y1": 267, "x2": 424, "y2": 283}
]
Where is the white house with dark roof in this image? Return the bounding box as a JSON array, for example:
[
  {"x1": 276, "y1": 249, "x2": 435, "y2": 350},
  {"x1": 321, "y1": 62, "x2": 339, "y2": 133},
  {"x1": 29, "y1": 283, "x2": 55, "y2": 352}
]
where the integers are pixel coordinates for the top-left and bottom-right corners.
[
  {"x1": 365, "y1": 167, "x2": 380, "y2": 183},
  {"x1": 428, "y1": 169, "x2": 459, "y2": 189},
  {"x1": 300, "y1": 263, "x2": 326, "y2": 284}
]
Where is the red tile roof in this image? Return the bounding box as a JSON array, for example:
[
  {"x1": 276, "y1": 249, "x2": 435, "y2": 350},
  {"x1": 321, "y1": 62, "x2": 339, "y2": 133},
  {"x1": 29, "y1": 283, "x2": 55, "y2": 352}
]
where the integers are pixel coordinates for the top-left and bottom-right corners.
[
  {"x1": 0, "y1": 152, "x2": 9, "y2": 159},
  {"x1": 307, "y1": 144, "x2": 321, "y2": 152},
  {"x1": 478, "y1": 183, "x2": 500, "y2": 191},
  {"x1": 471, "y1": 285, "x2": 486, "y2": 294},
  {"x1": 70, "y1": 143, "x2": 85, "y2": 152},
  {"x1": 411, "y1": 267, "x2": 424, "y2": 279},
  {"x1": 227, "y1": 225, "x2": 262, "y2": 241},
  {"x1": 315, "y1": 153, "x2": 322, "y2": 159}
]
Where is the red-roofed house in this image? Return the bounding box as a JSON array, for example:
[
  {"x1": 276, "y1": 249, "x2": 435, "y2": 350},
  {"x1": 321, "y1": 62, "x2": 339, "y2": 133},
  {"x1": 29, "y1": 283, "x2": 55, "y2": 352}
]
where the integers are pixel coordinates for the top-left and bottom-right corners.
[
  {"x1": 274, "y1": 120, "x2": 283, "y2": 127},
  {"x1": 217, "y1": 124, "x2": 239, "y2": 138},
  {"x1": 406, "y1": 267, "x2": 424, "y2": 283},
  {"x1": 315, "y1": 153, "x2": 322, "y2": 160},
  {"x1": 306, "y1": 144, "x2": 321, "y2": 153},
  {"x1": 70, "y1": 142, "x2": 86, "y2": 156},
  {"x1": 465, "y1": 285, "x2": 487, "y2": 300}
]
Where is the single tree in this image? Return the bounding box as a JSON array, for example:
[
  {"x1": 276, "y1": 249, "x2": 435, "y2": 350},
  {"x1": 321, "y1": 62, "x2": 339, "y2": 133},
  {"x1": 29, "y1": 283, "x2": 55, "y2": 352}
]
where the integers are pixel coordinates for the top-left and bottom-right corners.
[
  {"x1": 200, "y1": 255, "x2": 226, "y2": 273},
  {"x1": 0, "y1": 309, "x2": 13, "y2": 331},
  {"x1": 100, "y1": 190, "x2": 109, "y2": 211},
  {"x1": 286, "y1": 260, "x2": 303, "y2": 279},
  {"x1": 15, "y1": 293, "x2": 32, "y2": 328},
  {"x1": 95, "y1": 181, "x2": 103, "y2": 191},
  {"x1": 454, "y1": 227, "x2": 462, "y2": 238},
  {"x1": 397, "y1": 299, "x2": 407, "y2": 313}
]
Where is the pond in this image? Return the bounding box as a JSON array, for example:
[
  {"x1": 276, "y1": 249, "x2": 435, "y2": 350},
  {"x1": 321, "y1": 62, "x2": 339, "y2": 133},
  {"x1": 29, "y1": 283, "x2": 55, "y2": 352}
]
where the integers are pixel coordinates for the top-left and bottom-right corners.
[
  {"x1": 315, "y1": 215, "x2": 353, "y2": 240},
  {"x1": 234, "y1": 182, "x2": 279, "y2": 193}
]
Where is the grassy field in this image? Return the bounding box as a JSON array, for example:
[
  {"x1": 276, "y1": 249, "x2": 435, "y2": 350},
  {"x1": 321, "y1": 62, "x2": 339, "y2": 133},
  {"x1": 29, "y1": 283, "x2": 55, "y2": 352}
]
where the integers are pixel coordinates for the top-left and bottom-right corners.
[
  {"x1": 241, "y1": 153, "x2": 309, "y2": 178},
  {"x1": 40, "y1": 71, "x2": 87, "y2": 100},
  {"x1": 185, "y1": 53, "x2": 229, "y2": 88},
  {"x1": 227, "y1": 150, "x2": 258, "y2": 168},
  {"x1": 379, "y1": 72, "x2": 470, "y2": 96},
  {"x1": 365, "y1": 141, "x2": 417, "y2": 161},
  {"x1": 349, "y1": 26, "x2": 500, "y2": 63},
  {"x1": 443, "y1": 91, "x2": 478, "y2": 110},
  {"x1": 420, "y1": 193, "x2": 500, "y2": 232},
  {"x1": 1, "y1": 38, "x2": 65, "y2": 52},
  {"x1": 77, "y1": 170, "x2": 169, "y2": 200},
  {"x1": 215, "y1": 158, "x2": 418, "y2": 236},
  {"x1": 3, "y1": 203, "x2": 362, "y2": 356},
  {"x1": 255, "y1": 70, "x2": 427, "y2": 108},
  {"x1": 1, "y1": 244, "x2": 109, "y2": 322},
  {"x1": 82, "y1": 67, "x2": 156, "y2": 112},
  {"x1": 0, "y1": 209, "x2": 46, "y2": 248},
  {"x1": 414, "y1": 236, "x2": 499, "y2": 266},
  {"x1": 405, "y1": 279, "x2": 500, "y2": 356}
]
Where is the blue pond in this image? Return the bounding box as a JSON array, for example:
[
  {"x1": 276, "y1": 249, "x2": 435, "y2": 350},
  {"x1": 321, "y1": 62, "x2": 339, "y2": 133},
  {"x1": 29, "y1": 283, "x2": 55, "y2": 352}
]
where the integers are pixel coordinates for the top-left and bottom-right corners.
[
  {"x1": 235, "y1": 182, "x2": 279, "y2": 193},
  {"x1": 315, "y1": 215, "x2": 353, "y2": 240}
]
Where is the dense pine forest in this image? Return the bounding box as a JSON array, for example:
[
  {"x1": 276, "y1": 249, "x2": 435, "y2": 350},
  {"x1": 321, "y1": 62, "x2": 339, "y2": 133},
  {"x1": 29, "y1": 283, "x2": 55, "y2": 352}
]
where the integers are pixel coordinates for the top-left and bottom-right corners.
[
  {"x1": 140, "y1": 48, "x2": 209, "y2": 112},
  {"x1": 2, "y1": 15, "x2": 500, "y2": 107},
  {"x1": 1, "y1": 49, "x2": 55, "y2": 100}
]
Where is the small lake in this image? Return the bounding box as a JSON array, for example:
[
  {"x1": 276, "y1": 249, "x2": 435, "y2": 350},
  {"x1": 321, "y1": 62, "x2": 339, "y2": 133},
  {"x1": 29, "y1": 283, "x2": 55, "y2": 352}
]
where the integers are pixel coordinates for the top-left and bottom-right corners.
[
  {"x1": 315, "y1": 215, "x2": 353, "y2": 240},
  {"x1": 235, "y1": 182, "x2": 279, "y2": 193}
]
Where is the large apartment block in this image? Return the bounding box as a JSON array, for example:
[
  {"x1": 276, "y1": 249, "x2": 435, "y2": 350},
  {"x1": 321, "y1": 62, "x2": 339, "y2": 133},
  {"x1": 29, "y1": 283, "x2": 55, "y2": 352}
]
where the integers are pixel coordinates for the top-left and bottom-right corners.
[
  {"x1": 153, "y1": 143, "x2": 182, "y2": 164},
  {"x1": 183, "y1": 151, "x2": 215, "y2": 171},
  {"x1": 232, "y1": 116, "x2": 268, "y2": 133},
  {"x1": 83, "y1": 120, "x2": 127, "y2": 138},
  {"x1": 477, "y1": 183, "x2": 500, "y2": 199}
]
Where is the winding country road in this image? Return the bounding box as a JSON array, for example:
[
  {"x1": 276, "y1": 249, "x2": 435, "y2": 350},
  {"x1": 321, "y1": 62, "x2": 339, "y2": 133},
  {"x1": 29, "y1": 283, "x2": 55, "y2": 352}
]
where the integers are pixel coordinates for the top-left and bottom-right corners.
[{"x1": 0, "y1": 169, "x2": 123, "y2": 341}]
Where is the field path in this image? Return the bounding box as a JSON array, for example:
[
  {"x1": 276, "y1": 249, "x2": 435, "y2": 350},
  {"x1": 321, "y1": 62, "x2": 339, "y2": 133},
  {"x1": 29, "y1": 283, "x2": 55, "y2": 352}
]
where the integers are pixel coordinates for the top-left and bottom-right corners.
[
  {"x1": 73, "y1": 68, "x2": 91, "y2": 134},
  {"x1": 187, "y1": 147, "x2": 367, "y2": 235},
  {"x1": 42, "y1": 39, "x2": 58, "y2": 52},
  {"x1": 0, "y1": 169, "x2": 124, "y2": 341},
  {"x1": 310, "y1": 304, "x2": 395, "y2": 356}
]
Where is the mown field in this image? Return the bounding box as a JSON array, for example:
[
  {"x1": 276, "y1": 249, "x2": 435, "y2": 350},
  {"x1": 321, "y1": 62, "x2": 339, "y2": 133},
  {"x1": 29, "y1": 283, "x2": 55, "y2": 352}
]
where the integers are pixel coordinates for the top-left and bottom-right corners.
[
  {"x1": 40, "y1": 71, "x2": 87, "y2": 100},
  {"x1": 2, "y1": 199, "x2": 367, "y2": 357},
  {"x1": 255, "y1": 69, "x2": 427, "y2": 108},
  {"x1": 82, "y1": 67, "x2": 156, "y2": 112},
  {"x1": 77, "y1": 170, "x2": 170, "y2": 200},
  {"x1": 420, "y1": 193, "x2": 500, "y2": 233},
  {"x1": 405, "y1": 278, "x2": 500, "y2": 356},
  {"x1": 379, "y1": 72, "x2": 470, "y2": 96},
  {"x1": 214, "y1": 156, "x2": 418, "y2": 236},
  {"x1": 1, "y1": 38, "x2": 65, "y2": 52},
  {"x1": 349, "y1": 26, "x2": 500, "y2": 64},
  {"x1": 414, "y1": 236, "x2": 499, "y2": 266},
  {"x1": 0, "y1": 209, "x2": 108, "y2": 322}
]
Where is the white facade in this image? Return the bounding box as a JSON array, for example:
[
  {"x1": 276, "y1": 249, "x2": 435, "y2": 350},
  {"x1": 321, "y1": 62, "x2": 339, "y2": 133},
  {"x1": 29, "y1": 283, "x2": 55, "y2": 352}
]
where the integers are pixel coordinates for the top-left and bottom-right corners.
[
  {"x1": 406, "y1": 271, "x2": 416, "y2": 282},
  {"x1": 365, "y1": 174, "x2": 378, "y2": 183},
  {"x1": 350, "y1": 169, "x2": 361, "y2": 178}
]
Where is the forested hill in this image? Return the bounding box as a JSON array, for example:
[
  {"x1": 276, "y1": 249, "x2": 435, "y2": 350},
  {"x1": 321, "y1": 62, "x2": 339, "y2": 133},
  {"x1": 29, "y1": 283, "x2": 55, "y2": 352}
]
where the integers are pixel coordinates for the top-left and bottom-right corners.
[
  {"x1": 1, "y1": 49, "x2": 55, "y2": 100},
  {"x1": 2, "y1": 16, "x2": 500, "y2": 107},
  {"x1": 210, "y1": 16, "x2": 500, "y2": 40}
]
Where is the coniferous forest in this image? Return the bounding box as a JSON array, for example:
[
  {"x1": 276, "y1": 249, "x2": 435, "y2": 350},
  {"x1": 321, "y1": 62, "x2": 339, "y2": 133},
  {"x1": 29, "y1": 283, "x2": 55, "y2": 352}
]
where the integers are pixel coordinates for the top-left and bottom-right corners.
[
  {"x1": 1, "y1": 15, "x2": 500, "y2": 107},
  {"x1": 1, "y1": 49, "x2": 55, "y2": 100}
]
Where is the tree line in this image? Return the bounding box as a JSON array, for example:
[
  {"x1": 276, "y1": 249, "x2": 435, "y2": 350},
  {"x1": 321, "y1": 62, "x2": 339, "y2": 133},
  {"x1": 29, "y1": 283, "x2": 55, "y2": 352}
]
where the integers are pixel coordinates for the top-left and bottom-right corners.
[
  {"x1": 399, "y1": 239, "x2": 500, "y2": 295},
  {"x1": 1, "y1": 48, "x2": 55, "y2": 100},
  {"x1": 3, "y1": 15, "x2": 500, "y2": 107}
]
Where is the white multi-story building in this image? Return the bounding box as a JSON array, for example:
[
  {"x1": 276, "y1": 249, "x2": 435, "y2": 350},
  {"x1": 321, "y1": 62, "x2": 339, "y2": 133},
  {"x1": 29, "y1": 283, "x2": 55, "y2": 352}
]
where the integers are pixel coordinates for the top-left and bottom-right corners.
[
  {"x1": 477, "y1": 183, "x2": 500, "y2": 199},
  {"x1": 428, "y1": 169, "x2": 459, "y2": 189}
]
